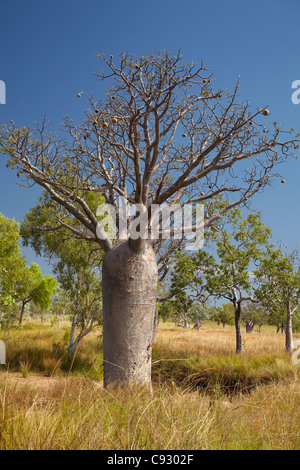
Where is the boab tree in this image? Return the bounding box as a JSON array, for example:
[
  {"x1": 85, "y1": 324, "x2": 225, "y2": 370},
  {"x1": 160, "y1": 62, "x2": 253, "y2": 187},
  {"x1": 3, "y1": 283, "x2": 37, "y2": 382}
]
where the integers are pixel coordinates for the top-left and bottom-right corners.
[{"x1": 0, "y1": 51, "x2": 298, "y2": 388}]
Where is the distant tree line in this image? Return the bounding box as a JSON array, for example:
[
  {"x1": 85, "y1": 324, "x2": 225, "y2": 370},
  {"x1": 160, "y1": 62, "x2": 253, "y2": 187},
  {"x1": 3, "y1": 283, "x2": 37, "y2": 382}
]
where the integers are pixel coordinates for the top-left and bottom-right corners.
[{"x1": 158, "y1": 202, "x2": 300, "y2": 354}]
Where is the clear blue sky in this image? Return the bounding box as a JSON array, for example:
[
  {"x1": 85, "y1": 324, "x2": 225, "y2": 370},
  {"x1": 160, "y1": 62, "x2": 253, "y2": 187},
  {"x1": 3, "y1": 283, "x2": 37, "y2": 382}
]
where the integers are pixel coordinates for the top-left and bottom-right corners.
[{"x1": 0, "y1": 0, "x2": 300, "y2": 274}]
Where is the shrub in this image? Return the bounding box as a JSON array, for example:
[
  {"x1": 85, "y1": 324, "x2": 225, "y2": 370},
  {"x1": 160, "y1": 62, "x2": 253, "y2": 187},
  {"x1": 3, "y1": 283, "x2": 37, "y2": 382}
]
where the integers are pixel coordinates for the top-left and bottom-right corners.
[
  {"x1": 42, "y1": 358, "x2": 62, "y2": 377},
  {"x1": 19, "y1": 360, "x2": 31, "y2": 378}
]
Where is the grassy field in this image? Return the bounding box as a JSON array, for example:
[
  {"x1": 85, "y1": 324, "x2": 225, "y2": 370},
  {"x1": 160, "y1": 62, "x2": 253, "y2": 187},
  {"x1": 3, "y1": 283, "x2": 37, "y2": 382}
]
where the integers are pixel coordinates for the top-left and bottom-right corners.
[{"x1": 0, "y1": 321, "x2": 299, "y2": 450}]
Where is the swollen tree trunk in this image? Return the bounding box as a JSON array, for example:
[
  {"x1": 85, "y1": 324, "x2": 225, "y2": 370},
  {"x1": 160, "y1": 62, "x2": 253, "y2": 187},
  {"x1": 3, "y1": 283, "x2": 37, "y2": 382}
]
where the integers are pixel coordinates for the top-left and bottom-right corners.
[
  {"x1": 285, "y1": 302, "x2": 294, "y2": 354},
  {"x1": 102, "y1": 240, "x2": 158, "y2": 388},
  {"x1": 235, "y1": 303, "x2": 242, "y2": 354}
]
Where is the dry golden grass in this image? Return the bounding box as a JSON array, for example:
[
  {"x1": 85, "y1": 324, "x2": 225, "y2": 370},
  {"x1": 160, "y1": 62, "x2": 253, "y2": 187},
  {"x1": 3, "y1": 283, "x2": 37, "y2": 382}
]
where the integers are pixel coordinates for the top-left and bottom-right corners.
[
  {"x1": 0, "y1": 320, "x2": 299, "y2": 450},
  {"x1": 0, "y1": 372, "x2": 298, "y2": 450},
  {"x1": 153, "y1": 322, "x2": 300, "y2": 393},
  {"x1": 156, "y1": 321, "x2": 296, "y2": 357}
]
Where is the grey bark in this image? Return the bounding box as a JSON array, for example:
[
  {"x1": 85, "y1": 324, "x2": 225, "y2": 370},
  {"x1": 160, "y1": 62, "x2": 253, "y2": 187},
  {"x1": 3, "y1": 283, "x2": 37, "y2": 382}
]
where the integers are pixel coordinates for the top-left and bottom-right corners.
[
  {"x1": 102, "y1": 240, "x2": 157, "y2": 388},
  {"x1": 68, "y1": 313, "x2": 96, "y2": 361},
  {"x1": 245, "y1": 320, "x2": 255, "y2": 333},
  {"x1": 235, "y1": 303, "x2": 242, "y2": 354},
  {"x1": 152, "y1": 306, "x2": 159, "y2": 343},
  {"x1": 285, "y1": 302, "x2": 294, "y2": 353},
  {"x1": 68, "y1": 313, "x2": 77, "y2": 359}
]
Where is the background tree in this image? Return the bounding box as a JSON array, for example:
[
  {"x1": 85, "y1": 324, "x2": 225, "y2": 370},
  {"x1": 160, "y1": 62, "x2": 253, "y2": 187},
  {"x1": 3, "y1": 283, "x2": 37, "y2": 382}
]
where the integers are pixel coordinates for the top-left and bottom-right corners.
[
  {"x1": 205, "y1": 211, "x2": 271, "y2": 353},
  {"x1": 293, "y1": 312, "x2": 300, "y2": 333},
  {"x1": 188, "y1": 301, "x2": 209, "y2": 330},
  {"x1": 1, "y1": 50, "x2": 298, "y2": 387},
  {"x1": 0, "y1": 213, "x2": 56, "y2": 328},
  {"x1": 30, "y1": 301, "x2": 48, "y2": 323},
  {"x1": 66, "y1": 268, "x2": 102, "y2": 360},
  {"x1": 21, "y1": 191, "x2": 103, "y2": 358},
  {"x1": 241, "y1": 300, "x2": 267, "y2": 333},
  {"x1": 168, "y1": 249, "x2": 213, "y2": 327},
  {"x1": 0, "y1": 213, "x2": 23, "y2": 324},
  {"x1": 268, "y1": 307, "x2": 286, "y2": 334},
  {"x1": 254, "y1": 247, "x2": 300, "y2": 353},
  {"x1": 50, "y1": 287, "x2": 69, "y2": 323},
  {"x1": 171, "y1": 210, "x2": 272, "y2": 352},
  {"x1": 157, "y1": 299, "x2": 175, "y2": 324},
  {"x1": 211, "y1": 303, "x2": 235, "y2": 328},
  {"x1": 15, "y1": 262, "x2": 57, "y2": 325}
]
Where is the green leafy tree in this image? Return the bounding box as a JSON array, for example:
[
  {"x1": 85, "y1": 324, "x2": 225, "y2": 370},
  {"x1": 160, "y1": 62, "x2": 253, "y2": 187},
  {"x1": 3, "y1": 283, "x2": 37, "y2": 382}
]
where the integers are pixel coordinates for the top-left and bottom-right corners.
[
  {"x1": 16, "y1": 262, "x2": 57, "y2": 325},
  {"x1": 188, "y1": 301, "x2": 209, "y2": 329},
  {"x1": 157, "y1": 299, "x2": 174, "y2": 323},
  {"x1": 268, "y1": 307, "x2": 286, "y2": 334},
  {"x1": 0, "y1": 213, "x2": 23, "y2": 318},
  {"x1": 171, "y1": 210, "x2": 272, "y2": 353},
  {"x1": 212, "y1": 303, "x2": 235, "y2": 328},
  {"x1": 21, "y1": 192, "x2": 103, "y2": 358},
  {"x1": 0, "y1": 213, "x2": 56, "y2": 327},
  {"x1": 293, "y1": 312, "x2": 300, "y2": 333},
  {"x1": 67, "y1": 270, "x2": 102, "y2": 359},
  {"x1": 254, "y1": 248, "x2": 300, "y2": 352},
  {"x1": 205, "y1": 211, "x2": 272, "y2": 353},
  {"x1": 241, "y1": 300, "x2": 267, "y2": 333}
]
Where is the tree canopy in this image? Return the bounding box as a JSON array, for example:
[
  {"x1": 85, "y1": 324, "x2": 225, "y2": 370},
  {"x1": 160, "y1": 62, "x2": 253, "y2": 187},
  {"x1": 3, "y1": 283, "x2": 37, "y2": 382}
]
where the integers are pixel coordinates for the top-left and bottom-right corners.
[
  {"x1": 1, "y1": 50, "x2": 298, "y2": 256},
  {"x1": 0, "y1": 212, "x2": 57, "y2": 327}
]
